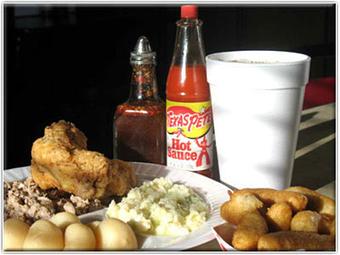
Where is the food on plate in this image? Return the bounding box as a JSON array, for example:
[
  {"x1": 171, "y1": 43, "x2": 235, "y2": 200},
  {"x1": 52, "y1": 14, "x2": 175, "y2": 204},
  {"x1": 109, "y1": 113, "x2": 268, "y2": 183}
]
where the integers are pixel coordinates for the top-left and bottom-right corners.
[
  {"x1": 4, "y1": 218, "x2": 30, "y2": 250},
  {"x1": 329, "y1": 220, "x2": 335, "y2": 236},
  {"x1": 87, "y1": 220, "x2": 101, "y2": 232},
  {"x1": 106, "y1": 177, "x2": 209, "y2": 236},
  {"x1": 240, "y1": 188, "x2": 308, "y2": 212},
  {"x1": 290, "y1": 210, "x2": 321, "y2": 233},
  {"x1": 23, "y1": 220, "x2": 64, "y2": 250},
  {"x1": 231, "y1": 210, "x2": 268, "y2": 250},
  {"x1": 220, "y1": 191, "x2": 264, "y2": 225},
  {"x1": 31, "y1": 120, "x2": 136, "y2": 199},
  {"x1": 94, "y1": 218, "x2": 138, "y2": 250},
  {"x1": 4, "y1": 213, "x2": 139, "y2": 251},
  {"x1": 49, "y1": 211, "x2": 80, "y2": 231},
  {"x1": 4, "y1": 177, "x2": 103, "y2": 224},
  {"x1": 285, "y1": 186, "x2": 335, "y2": 216},
  {"x1": 319, "y1": 214, "x2": 335, "y2": 235},
  {"x1": 257, "y1": 231, "x2": 335, "y2": 251},
  {"x1": 218, "y1": 186, "x2": 335, "y2": 251},
  {"x1": 265, "y1": 202, "x2": 292, "y2": 231},
  {"x1": 64, "y1": 223, "x2": 96, "y2": 250},
  {"x1": 290, "y1": 211, "x2": 335, "y2": 236}
]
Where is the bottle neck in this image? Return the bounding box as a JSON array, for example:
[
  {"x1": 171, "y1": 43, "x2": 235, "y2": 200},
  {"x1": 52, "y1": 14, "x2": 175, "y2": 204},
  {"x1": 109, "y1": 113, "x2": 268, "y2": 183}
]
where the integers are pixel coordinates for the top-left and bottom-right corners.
[
  {"x1": 171, "y1": 18, "x2": 206, "y2": 67},
  {"x1": 166, "y1": 18, "x2": 210, "y2": 102},
  {"x1": 129, "y1": 63, "x2": 159, "y2": 101}
]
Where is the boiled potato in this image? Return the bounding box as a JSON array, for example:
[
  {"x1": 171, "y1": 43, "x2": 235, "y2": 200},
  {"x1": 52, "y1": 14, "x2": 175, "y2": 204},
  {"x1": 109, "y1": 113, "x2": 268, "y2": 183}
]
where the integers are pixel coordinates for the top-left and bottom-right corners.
[
  {"x1": 95, "y1": 218, "x2": 138, "y2": 250},
  {"x1": 64, "y1": 223, "x2": 96, "y2": 250},
  {"x1": 4, "y1": 218, "x2": 30, "y2": 250},
  {"x1": 23, "y1": 220, "x2": 64, "y2": 250},
  {"x1": 50, "y1": 212, "x2": 80, "y2": 231},
  {"x1": 87, "y1": 220, "x2": 101, "y2": 232}
]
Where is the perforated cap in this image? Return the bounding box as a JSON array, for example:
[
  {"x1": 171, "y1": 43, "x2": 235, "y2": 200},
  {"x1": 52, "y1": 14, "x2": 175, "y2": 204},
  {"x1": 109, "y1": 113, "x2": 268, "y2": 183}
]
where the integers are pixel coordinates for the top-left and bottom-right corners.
[
  {"x1": 130, "y1": 36, "x2": 156, "y2": 65},
  {"x1": 181, "y1": 5, "x2": 198, "y2": 19}
]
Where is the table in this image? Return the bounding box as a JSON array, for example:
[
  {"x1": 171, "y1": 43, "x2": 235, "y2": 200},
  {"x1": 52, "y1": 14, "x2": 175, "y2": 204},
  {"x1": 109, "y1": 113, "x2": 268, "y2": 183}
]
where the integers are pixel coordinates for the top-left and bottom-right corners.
[{"x1": 192, "y1": 103, "x2": 336, "y2": 251}]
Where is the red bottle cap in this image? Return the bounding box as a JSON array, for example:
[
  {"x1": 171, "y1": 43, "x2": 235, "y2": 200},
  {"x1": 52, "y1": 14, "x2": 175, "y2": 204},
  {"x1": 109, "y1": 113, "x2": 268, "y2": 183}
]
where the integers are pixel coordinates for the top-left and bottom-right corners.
[{"x1": 181, "y1": 5, "x2": 198, "y2": 19}]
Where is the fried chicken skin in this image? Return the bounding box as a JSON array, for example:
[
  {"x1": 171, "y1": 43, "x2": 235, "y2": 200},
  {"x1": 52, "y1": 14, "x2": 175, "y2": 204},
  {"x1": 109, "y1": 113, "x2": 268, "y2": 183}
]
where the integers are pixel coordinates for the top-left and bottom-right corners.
[
  {"x1": 319, "y1": 214, "x2": 335, "y2": 236},
  {"x1": 257, "y1": 231, "x2": 335, "y2": 251},
  {"x1": 31, "y1": 120, "x2": 136, "y2": 199},
  {"x1": 240, "y1": 188, "x2": 308, "y2": 212},
  {"x1": 290, "y1": 210, "x2": 321, "y2": 233},
  {"x1": 232, "y1": 210, "x2": 268, "y2": 250},
  {"x1": 266, "y1": 202, "x2": 292, "y2": 231},
  {"x1": 220, "y1": 191, "x2": 264, "y2": 225},
  {"x1": 285, "y1": 186, "x2": 335, "y2": 216}
]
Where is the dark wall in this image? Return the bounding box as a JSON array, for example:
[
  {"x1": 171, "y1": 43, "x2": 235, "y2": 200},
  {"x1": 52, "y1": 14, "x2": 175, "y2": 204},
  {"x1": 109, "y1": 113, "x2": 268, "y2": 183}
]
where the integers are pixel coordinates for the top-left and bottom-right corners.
[{"x1": 4, "y1": 5, "x2": 335, "y2": 169}]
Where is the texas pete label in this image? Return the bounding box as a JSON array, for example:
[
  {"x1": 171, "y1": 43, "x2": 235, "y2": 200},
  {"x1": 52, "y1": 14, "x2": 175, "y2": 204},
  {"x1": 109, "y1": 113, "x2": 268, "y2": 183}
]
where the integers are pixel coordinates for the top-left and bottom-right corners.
[{"x1": 166, "y1": 100, "x2": 213, "y2": 171}]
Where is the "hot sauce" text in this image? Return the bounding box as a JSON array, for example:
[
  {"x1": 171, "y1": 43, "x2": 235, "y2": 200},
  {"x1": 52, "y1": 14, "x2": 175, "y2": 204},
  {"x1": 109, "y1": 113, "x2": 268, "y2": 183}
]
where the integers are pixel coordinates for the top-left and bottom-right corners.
[{"x1": 167, "y1": 138, "x2": 197, "y2": 160}]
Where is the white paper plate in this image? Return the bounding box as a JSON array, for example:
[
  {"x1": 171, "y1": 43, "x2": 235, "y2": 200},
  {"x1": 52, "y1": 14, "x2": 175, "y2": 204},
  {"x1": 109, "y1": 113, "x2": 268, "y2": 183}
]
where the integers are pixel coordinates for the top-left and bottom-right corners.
[{"x1": 4, "y1": 162, "x2": 232, "y2": 250}]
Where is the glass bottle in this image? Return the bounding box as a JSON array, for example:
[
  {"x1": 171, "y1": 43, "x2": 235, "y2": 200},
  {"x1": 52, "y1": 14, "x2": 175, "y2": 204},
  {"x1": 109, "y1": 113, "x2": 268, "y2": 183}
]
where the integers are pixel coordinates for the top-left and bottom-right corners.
[
  {"x1": 113, "y1": 36, "x2": 166, "y2": 164},
  {"x1": 166, "y1": 5, "x2": 213, "y2": 177}
]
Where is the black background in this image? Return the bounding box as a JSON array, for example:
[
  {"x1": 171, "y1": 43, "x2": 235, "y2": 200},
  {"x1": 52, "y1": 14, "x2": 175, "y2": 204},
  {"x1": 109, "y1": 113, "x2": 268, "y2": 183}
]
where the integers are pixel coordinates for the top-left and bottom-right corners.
[{"x1": 4, "y1": 5, "x2": 335, "y2": 169}]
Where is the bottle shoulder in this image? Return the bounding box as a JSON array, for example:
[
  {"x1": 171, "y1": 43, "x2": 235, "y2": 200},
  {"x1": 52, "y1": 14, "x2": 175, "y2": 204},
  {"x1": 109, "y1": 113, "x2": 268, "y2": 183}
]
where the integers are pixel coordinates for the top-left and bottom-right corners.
[
  {"x1": 115, "y1": 99, "x2": 165, "y2": 118},
  {"x1": 166, "y1": 94, "x2": 210, "y2": 103},
  {"x1": 166, "y1": 65, "x2": 210, "y2": 102}
]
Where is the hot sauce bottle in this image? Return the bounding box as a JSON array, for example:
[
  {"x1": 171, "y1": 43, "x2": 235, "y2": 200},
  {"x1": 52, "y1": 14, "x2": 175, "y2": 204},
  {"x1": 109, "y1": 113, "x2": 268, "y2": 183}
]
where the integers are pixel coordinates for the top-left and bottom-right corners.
[
  {"x1": 113, "y1": 36, "x2": 166, "y2": 164},
  {"x1": 166, "y1": 5, "x2": 213, "y2": 177}
]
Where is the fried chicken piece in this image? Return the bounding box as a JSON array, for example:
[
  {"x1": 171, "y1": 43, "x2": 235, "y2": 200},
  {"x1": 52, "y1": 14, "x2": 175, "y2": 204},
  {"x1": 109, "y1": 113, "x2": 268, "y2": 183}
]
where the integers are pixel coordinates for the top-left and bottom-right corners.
[
  {"x1": 232, "y1": 210, "x2": 268, "y2": 250},
  {"x1": 31, "y1": 120, "x2": 136, "y2": 199},
  {"x1": 290, "y1": 210, "x2": 322, "y2": 233},
  {"x1": 31, "y1": 161, "x2": 61, "y2": 190},
  {"x1": 319, "y1": 214, "x2": 335, "y2": 236},
  {"x1": 241, "y1": 188, "x2": 308, "y2": 212},
  {"x1": 220, "y1": 191, "x2": 264, "y2": 225},
  {"x1": 257, "y1": 231, "x2": 335, "y2": 251},
  {"x1": 285, "y1": 186, "x2": 335, "y2": 216},
  {"x1": 266, "y1": 202, "x2": 292, "y2": 231}
]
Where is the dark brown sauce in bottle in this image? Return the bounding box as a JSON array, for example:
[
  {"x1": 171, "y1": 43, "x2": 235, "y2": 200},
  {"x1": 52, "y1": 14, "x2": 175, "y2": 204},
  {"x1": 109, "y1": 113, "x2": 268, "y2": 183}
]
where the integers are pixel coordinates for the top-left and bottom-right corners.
[{"x1": 113, "y1": 36, "x2": 166, "y2": 164}]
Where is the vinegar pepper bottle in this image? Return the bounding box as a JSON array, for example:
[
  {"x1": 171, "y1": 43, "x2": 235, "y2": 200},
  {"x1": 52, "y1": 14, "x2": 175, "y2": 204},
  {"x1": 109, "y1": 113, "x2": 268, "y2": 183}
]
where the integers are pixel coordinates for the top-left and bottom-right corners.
[
  {"x1": 166, "y1": 5, "x2": 213, "y2": 177},
  {"x1": 113, "y1": 36, "x2": 166, "y2": 164}
]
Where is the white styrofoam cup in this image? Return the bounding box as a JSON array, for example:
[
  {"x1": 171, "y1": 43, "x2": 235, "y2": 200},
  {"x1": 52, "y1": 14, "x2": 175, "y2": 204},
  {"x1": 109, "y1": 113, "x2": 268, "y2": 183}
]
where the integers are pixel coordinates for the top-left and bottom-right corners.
[{"x1": 206, "y1": 51, "x2": 311, "y2": 189}]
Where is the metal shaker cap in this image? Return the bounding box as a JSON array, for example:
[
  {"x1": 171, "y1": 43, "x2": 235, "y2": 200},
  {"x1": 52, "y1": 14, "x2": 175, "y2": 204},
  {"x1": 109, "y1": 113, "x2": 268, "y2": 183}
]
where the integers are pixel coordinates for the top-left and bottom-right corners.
[{"x1": 130, "y1": 36, "x2": 156, "y2": 65}]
